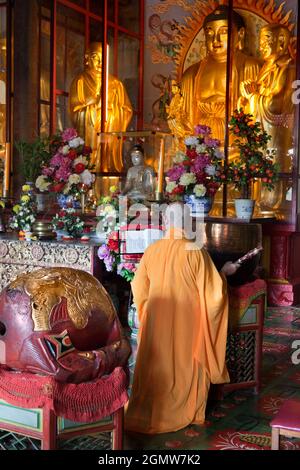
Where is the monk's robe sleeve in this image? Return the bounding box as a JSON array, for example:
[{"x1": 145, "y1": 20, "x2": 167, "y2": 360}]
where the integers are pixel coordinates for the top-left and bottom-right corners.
[
  {"x1": 195, "y1": 249, "x2": 230, "y2": 385},
  {"x1": 131, "y1": 253, "x2": 150, "y2": 324}
]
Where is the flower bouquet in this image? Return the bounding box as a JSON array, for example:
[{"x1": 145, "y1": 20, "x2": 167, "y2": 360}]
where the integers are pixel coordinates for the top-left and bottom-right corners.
[
  {"x1": 35, "y1": 128, "x2": 95, "y2": 199},
  {"x1": 97, "y1": 231, "x2": 137, "y2": 281},
  {"x1": 10, "y1": 184, "x2": 37, "y2": 235},
  {"x1": 51, "y1": 208, "x2": 84, "y2": 238},
  {"x1": 165, "y1": 125, "x2": 223, "y2": 213},
  {"x1": 95, "y1": 185, "x2": 121, "y2": 238}
]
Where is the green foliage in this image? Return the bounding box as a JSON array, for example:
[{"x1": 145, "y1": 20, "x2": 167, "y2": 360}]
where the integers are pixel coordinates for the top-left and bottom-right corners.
[
  {"x1": 225, "y1": 109, "x2": 279, "y2": 199},
  {"x1": 15, "y1": 137, "x2": 51, "y2": 182}
]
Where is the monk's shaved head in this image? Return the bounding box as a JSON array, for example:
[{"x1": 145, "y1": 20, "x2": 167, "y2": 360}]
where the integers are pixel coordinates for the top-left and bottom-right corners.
[{"x1": 164, "y1": 202, "x2": 192, "y2": 231}]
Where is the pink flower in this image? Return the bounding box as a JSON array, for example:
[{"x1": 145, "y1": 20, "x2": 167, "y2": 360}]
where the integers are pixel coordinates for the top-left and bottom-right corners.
[
  {"x1": 50, "y1": 153, "x2": 64, "y2": 167},
  {"x1": 167, "y1": 164, "x2": 185, "y2": 182},
  {"x1": 123, "y1": 263, "x2": 135, "y2": 271},
  {"x1": 62, "y1": 128, "x2": 78, "y2": 142},
  {"x1": 54, "y1": 166, "x2": 71, "y2": 182},
  {"x1": 42, "y1": 167, "x2": 55, "y2": 177}
]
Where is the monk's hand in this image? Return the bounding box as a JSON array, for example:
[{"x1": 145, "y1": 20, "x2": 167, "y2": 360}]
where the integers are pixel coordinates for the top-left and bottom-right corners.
[{"x1": 221, "y1": 261, "x2": 240, "y2": 277}]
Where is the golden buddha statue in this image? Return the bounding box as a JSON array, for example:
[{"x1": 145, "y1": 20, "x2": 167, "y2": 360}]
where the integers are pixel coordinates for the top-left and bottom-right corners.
[
  {"x1": 240, "y1": 24, "x2": 295, "y2": 215},
  {"x1": 241, "y1": 24, "x2": 294, "y2": 172},
  {"x1": 180, "y1": 5, "x2": 260, "y2": 144},
  {"x1": 69, "y1": 42, "x2": 133, "y2": 173},
  {"x1": 122, "y1": 145, "x2": 155, "y2": 201}
]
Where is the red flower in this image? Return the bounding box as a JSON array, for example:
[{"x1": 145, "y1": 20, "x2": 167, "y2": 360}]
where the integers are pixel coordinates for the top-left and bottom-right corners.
[
  {"x1": 51, "y1": 182, "x2": 65, "y2": 193},
  {"x1": 82, "y1": 146, "x2": 92, "y2": 156},
  {"x1": 68, "y1": 149, "x2": 78, "y2": 160},
  {"x1": 173, "y1": 185, "x2": 184, "y2": 194},
  {"x1": 108, "y1": 238, "x2": 119, "y2": 252},
  {"x1": 74, "y1": 163, "x2": 85, "y2": 174}
]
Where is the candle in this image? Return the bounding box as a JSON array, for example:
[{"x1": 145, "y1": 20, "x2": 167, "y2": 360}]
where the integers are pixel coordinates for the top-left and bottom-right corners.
[
  {"x1": 157, "y1": 137, "x2": 165, "y2": 195},
  {"x1": 3, "y1": 142, "x2": 11, "y2": 197}
]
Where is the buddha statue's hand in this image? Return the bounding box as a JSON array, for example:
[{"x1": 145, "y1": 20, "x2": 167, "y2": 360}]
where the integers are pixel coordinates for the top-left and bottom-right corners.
[
  {"x1": 85, "y1": 96, "x2": 99, "y2": 107},
  {"x1": 240, "y1": 79, "x2": 258, "y2": 99}
]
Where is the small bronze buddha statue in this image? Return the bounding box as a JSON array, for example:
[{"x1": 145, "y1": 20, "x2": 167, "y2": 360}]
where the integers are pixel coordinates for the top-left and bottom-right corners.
[{"x1": 122, "y1": 145, "x2": 155, "y2": 201}]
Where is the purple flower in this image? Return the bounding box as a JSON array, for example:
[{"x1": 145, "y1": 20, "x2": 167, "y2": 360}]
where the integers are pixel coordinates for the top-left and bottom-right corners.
[
  {"x1": 194, "y1": 125, "x2": 211, "y2": 136},
  {"x1": 62, "y1": 128, "x2": 78, "y2": 142},
  {"x1": 117, "y1": 263, "x2": 124, "y2": 275},
  {"x1": 191, "y1": 155, "x2": 210, "y2": 173},
  {"x1": 167, "y1": 165, "x2": 185, "y2": 182},
  {"x1": 97, "y1": 244, "x2": 110, "y2": 260},
  {"x1": 104, "y1": 255, "x2": 114, "y2": 272},
  {"x1": 204, "y1": 137, "x2": 220, "y2": 148}
]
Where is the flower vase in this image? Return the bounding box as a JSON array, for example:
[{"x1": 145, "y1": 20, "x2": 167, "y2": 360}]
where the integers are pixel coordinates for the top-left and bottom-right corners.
[
  {"x1": 234, "y1": 199, "x2": 255, "y2": 222},
  {"x1": 184, "y1": 194, "x2": 213, "y2": 216},
  {"x1": 57, "y1": 194, "x2": 81, "y2": 209},
  {"x1": 55, "y1": 229, "x2": 67, "y2": 240},
  {"x1": 24, "y1": 231, "x2": 32, "y2": 241}
]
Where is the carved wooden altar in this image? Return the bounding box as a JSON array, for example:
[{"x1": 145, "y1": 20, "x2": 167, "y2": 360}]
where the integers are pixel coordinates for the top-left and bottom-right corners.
[{"x1": 0, "y1": 234, "x2": 102, "y2": 291}]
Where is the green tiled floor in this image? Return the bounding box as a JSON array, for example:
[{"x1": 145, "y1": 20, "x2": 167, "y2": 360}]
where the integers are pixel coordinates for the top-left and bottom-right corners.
[
  {"x1": 124, "y1": 307, "x2": 300, "y2": 450},
  {"x1": 1, "y1": 307, "x2": 300, "y2": 450}
]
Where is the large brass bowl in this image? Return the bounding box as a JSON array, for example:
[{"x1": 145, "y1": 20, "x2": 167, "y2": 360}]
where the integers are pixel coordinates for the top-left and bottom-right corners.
[
  {"x1": 32, "y1": 221, "x2": 56, "y2": 240},
  {"x1": 203, "y1": 222, "x2": 262, "y2": 286}
]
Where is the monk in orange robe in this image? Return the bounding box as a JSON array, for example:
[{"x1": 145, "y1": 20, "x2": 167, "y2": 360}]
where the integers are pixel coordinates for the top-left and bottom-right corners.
[{"x1": 125, "y1": 203, "x2": 238, "y2": 434}]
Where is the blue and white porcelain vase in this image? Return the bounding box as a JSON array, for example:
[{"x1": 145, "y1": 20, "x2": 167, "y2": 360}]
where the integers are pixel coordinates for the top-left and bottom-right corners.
[
  {"x1": 183, "y1": 194, "x2": 213, "y2": 216},
  {"x1": 57, "y1": 194, "x2": 81, "y2": 209}
]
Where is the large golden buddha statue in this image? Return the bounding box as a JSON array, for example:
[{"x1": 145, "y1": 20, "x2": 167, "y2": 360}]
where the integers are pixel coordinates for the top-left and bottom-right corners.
[
  {"x1": 179, "y1": 5, "x2": 260, "y2": 144},
  {"x1": 69, "y1": 42, "x2": 133, "y2": 173}
]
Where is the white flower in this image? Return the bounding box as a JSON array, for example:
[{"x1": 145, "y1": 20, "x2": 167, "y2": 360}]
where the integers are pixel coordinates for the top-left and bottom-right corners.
[
  {"x1": 63, "y1": 183, "x2": 71, "y2": 194},
  {"x1": 214, "y1": 148, "x2": 224, "y2": 159},
  {"x1": 69, "y1": 137, "x2": 84, "y2": 148},
  {"x1": 166, "y1": 181, "x2": 177, "y2": 193},
  {"x1": 173, "y1": 151, "x2": 186, "y2": 164},
  {"x1": 35, "y1": 175, "x2": 51, "y2": 192},
  {"x1": 68, "y1": 174, "x2": 81, "y2": 185},
  {"x1": 179, "y1": 172, "x2": 196, "y2": 186},
  {"x1": 196, "y1": 144, "x2": 207, "y2": 154},
  {"x1": 74, "y1": 155, "x2": 88, "y2": 167},
  {"x1": 194, "y1": 184, "x2": 207, "y2": 197},
  {"x1": 205, "y1": 165, "x2": 216, "y2": 176},
  {"x1": 62, "y1": 145, "x2": 70, "y2": 155},
  {"x1": 184, "y1": 136, "x2": 198, "y2": 147},
  {"x1": 80, "y1": 169, "x2": 94, "y2": 186}
]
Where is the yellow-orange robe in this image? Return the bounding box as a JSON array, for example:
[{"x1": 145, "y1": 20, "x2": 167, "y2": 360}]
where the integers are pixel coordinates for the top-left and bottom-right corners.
[{"x1": 125, "y1": 231, "x2": 229, "y2": 434}]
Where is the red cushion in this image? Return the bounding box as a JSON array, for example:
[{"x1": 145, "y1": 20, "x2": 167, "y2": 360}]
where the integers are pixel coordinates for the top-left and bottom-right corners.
[
  {"x1": 0, "y1": 366, "x2": 129, "y2": 423},
  {"x1": 271, "y1": 399, "x2": 300, "y2": 431}
]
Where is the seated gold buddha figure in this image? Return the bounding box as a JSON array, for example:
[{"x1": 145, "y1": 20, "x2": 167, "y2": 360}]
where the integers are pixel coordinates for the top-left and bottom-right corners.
[
  {"x1": 240, "y1": 24, "x2": 295, "y2": 216},
  {"x1": 122, "y1": 145, "x2": 155, "y2": 201},
  {"x1": 69, "y1": 42, "x2": 133, "y2": 173},
  {"x1": 180, "y1": 5, "x2": 260, "y2": 144}
]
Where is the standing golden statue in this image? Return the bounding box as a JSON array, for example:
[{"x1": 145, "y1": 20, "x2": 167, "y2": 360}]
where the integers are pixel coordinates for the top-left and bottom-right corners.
[
  {"x1": 178, "y1": 5, "x2": 260, "y2": 144},
  {"x1": 240, "y1": 24, "x2": 295, "y2": 215},
  {"x1": 241, "y1": 24, "x2": 294, "y2": 173},
  {"x1": 69, "y1": 42, "x2": 133, "y2": 173}
]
